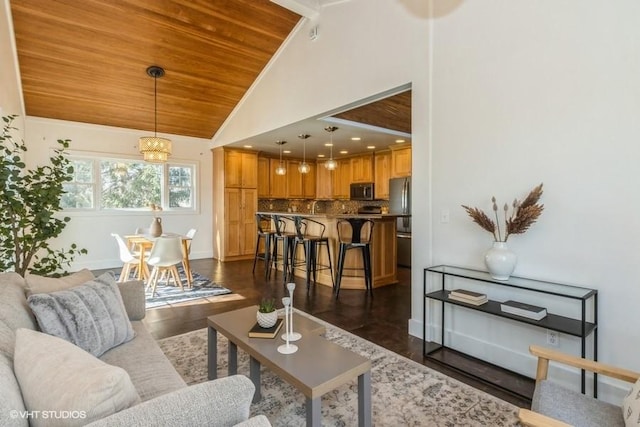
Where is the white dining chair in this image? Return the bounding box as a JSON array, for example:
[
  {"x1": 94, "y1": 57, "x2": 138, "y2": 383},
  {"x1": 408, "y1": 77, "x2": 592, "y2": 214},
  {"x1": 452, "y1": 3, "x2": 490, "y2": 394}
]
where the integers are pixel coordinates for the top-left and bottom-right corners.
[
  {"x1": 146, "y1": 236, "x2": 184, "y2": 297},
  {"x1": 182, "y1": 228, "x2": 197, "y2": 282},
  {"x1": 111, "y1": 233, "x2": 149, "y2": 281}
]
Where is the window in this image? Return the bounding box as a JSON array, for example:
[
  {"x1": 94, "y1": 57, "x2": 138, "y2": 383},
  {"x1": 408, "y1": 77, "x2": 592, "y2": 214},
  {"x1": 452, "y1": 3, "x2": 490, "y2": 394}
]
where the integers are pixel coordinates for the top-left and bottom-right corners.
[
  {"x1": 61, "y1": 159, "x2": 94, "y2": 209},
  {"x1": 61, "y1": 156, "x2": 196, "y2": 211}
]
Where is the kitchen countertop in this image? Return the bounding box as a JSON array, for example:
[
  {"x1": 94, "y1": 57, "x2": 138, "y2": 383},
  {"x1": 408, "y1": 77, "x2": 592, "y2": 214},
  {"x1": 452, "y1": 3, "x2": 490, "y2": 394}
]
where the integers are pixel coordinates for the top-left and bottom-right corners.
[{"x1": 256, "y1": 211, "x2": 411, "y2": 219}]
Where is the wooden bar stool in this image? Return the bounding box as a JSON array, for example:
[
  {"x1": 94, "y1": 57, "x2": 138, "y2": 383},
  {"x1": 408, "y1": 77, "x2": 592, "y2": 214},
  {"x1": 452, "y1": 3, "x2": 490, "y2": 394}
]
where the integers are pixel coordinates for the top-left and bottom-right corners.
[
  {"x1": 334, "y1": 218, "x2": 374, "y2": 297},
  {"x1": 291, "y1": 216, "x2": 334, "y2": 289}
]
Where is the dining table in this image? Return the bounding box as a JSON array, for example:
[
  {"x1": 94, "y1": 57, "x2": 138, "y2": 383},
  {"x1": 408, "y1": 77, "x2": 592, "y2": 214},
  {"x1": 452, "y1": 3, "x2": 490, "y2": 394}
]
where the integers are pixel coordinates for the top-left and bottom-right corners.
[{"x1": 124, "y1": 233, "x2": 193, "y2": 287}]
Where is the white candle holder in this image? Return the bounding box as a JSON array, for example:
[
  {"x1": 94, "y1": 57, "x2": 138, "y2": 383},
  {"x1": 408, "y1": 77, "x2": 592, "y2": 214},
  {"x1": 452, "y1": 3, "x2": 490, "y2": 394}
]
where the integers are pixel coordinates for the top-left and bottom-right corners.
[
  {"x1": 277, "y1": 297, "x2": 298, "y2": 354},
  {"x1": 282, "y1": 282, "x2": 302, "y2": 342}
]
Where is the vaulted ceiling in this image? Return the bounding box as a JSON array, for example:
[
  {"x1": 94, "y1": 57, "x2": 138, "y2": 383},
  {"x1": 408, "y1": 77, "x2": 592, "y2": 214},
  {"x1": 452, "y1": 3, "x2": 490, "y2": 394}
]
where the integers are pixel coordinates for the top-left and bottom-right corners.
[{"x1": 10, "y1": 0, "x2": 301, "y2": 139}]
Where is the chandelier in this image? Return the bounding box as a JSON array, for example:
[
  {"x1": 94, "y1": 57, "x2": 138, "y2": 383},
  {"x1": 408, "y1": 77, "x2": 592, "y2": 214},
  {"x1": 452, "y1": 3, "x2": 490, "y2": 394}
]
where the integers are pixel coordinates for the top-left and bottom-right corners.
[
  {"x1": 275, "y1": 140, "x2": 287, "y2": 175},
  {"x1": 324, "y1": 126, "x2": 338, "y2": 170},
  {"x1": 139, "y1": 66, "x2": 172, "y2": 163},
  {"x1": 298, "y1": 133, "x2": 311, "y2": 174}
]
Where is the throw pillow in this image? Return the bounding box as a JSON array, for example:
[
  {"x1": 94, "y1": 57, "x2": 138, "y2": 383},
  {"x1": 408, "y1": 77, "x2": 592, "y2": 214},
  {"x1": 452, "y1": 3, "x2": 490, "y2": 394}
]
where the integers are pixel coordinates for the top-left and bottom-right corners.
[
  {"x1": 14, "y1": 328, "x2": 140, "y2": 427},
  {"x1": 25, "y1": 268, "x2": 95, "y2": 296},
  {"x1": 27, "y1": 271, "x2": 135, "y2": 357},
  {"x1": 623, "y1": 378, "x2": 640, "y2": 426}
]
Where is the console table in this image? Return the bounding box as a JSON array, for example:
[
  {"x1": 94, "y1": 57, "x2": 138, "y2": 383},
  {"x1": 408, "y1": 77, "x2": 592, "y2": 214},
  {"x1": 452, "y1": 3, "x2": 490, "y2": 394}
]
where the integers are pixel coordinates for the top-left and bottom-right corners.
[{"x1": 423, "y1": 265, "x2": 598, "y2": 397}]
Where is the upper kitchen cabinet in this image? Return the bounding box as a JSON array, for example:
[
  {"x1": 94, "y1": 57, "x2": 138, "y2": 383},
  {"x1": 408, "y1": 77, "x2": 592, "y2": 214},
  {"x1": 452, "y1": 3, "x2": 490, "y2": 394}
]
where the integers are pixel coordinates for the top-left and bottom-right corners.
[
  {"x1": 390, "y1": 144, "x2": 412, "y2": 178},
  {"x1": 316, "y1": 163, "x2": 333, "y2": 199},
  {"x1": 332, "y1": 159, "x2": 352, "y2": 199},
  {"x1": 224, "y1": 150, "x2": 258, "y2": 188},
  {"x1": 374, "y1": 151, "x2": 391, "y2": 200},
  {"x1": 351, "y1": 154, "x2": 374, "y2": 183},
  {"x1": 269, "y1": 158, "x2": 287, "y2": 199},
  {"x1": 286, "y1": 160, "x2": 316, "y2": 199},
  {"x1": 257, "y1": 156, "x2": 270, "y2": 197}
]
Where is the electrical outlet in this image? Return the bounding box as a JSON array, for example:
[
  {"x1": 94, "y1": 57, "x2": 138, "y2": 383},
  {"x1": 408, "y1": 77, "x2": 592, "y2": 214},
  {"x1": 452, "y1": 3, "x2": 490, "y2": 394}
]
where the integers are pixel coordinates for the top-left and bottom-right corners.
[
  {"x1": 546, "y1": 330, "x2": 559, "y2": 346},
  {"x1": 440, "y1": 209, "x2": 450, "y2": 223}
]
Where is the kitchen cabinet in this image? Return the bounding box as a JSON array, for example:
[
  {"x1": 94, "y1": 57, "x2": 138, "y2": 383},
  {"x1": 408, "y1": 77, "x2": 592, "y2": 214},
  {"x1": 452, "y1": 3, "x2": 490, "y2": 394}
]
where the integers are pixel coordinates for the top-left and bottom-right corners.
[
  {"x1": 390, "y1": 145, "x2": 411, "y2": 178},
  {"x1": 257, "y1": 157, "x2": 270, "y2": 197},
  {"x1": 224, "y1": 150, "x2": 258, "y2": 188},
  {"x1": 212, "y1": 147, "x2": 258, "y2": 261},
  {"x1": 374, "y1": 151, "x2": 391, "y2": 200},
  {"x1": 315, "y1": 163, "x2": 333, "y2": 199},
  {"x1": 223, "y1": 188, "x2": 257, "y2": 258},
  {"x1": 332, "y1": 159, "x2": 352, "y2": 199},
  {"x1": 269, "y1": 158, "x2": 287, "y2": 199},
  {"x1": 351, "y1": 154, "x2": 374, "y2": 183},
  {"x1": 287, "y1": 160, "x2": 316, "y2": 198}
]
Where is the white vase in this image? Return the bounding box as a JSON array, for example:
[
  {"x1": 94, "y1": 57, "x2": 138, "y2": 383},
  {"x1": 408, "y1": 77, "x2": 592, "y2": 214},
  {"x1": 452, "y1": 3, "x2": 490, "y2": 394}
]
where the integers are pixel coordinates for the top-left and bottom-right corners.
[
  {"x1": 484, "y1": 241, "x2": 517, "y2": 280},
  {"x1": 256, "y1": 311, "x2": 278, "y2": 328}
]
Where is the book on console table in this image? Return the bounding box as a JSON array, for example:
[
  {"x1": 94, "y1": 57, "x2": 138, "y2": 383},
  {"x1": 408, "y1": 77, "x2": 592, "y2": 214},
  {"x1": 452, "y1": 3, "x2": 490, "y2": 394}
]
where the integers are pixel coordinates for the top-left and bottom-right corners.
[
  {"x1": 248, "y1": 318, "x2": 284, "y2": 338},
  {"x1": 500, "y1": 300, "x2": 547, "y2": 320},
  {"x1": 450, "y1": 289, "x2": 487, "y2": 301},
  {"x1": 448, "y1": 293, "x2": 488, "y2": 306}
]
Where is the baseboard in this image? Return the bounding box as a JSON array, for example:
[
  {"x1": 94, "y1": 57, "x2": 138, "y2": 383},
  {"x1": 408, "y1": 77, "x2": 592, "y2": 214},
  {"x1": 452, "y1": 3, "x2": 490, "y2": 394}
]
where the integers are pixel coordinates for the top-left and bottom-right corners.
[{"x1": 408, "y1": 318, "x2": 628, "y2": 405}]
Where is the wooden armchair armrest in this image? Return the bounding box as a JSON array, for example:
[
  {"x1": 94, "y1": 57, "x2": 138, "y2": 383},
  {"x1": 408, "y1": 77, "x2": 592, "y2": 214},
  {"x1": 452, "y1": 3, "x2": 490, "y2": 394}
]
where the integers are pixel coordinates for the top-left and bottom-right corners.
[
  {"x1": 518, "y1": 408, "x2": 572, "y2": 427},
  {"x1": 530, "y1": 345, "x2": 640, "y2": 383}
]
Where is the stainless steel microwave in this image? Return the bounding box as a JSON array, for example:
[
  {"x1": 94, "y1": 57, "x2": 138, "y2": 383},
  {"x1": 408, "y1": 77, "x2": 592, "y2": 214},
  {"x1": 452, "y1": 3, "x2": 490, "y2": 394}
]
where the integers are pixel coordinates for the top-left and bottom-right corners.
[{"x1": 350, "y1": 182, "x2": 375, "y2": 201}]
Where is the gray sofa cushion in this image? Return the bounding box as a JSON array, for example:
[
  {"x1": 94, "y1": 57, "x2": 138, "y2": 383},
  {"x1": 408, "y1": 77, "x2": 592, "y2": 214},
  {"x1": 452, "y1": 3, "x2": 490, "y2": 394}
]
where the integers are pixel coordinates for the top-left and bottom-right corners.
[
  {"x1": 532, "y1": 380, "x2": 624, "y2": 427},
  {"x1": 27, "y1": 272, "x2": 135, "y2": 357},
  {"x1": 116, "y1": 280, "x2": 146, "y2": 321},
  {"x1": 100, "y1": 322, "x2": 186, "y2": 402}
]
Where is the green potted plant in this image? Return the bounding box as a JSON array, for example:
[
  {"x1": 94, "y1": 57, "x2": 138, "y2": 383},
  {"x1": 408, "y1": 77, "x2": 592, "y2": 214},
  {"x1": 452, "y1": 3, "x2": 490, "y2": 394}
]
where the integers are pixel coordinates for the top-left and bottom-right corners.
[
  {"x1": 0, "y1": 115, "x2": 87, "y2": 276},
  {"x1": 256, "y1": 298, "x2": 278, "y2": 328}
]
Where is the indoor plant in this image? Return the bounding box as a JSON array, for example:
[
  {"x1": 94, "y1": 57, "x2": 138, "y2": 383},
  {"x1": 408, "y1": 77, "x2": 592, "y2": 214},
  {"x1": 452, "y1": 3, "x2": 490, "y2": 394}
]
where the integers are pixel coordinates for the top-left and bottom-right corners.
[
  {"x1": 0, "y1": 115, "x2": 87, "y2": 276},
  {"x1": 256, "y1": 298, "x2": 278, "y2": 328},
  {"x1": 461, "y1": 183, "x2": 544, "y2": 280}
]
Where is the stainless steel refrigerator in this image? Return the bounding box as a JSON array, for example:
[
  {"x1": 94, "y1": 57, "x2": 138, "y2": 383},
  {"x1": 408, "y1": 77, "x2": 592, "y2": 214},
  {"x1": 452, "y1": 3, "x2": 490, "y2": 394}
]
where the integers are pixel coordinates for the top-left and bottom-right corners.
[{"x1": 389, "y1": 177, "x2": 411, "y2": 267}]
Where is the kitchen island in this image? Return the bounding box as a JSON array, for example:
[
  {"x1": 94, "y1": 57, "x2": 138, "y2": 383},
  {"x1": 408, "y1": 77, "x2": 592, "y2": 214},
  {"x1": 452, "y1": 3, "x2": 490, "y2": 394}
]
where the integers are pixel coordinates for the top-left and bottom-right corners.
[{"x1": 257, "y1": 212, "x2": 409, "y2": 291}]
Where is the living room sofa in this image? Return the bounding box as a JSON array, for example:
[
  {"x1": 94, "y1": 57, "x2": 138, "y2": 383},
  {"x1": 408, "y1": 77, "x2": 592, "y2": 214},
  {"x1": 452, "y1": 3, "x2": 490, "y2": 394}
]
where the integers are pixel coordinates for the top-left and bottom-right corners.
[{"x1": 0, "y1": 271, "x2": 271, "y2": 426}]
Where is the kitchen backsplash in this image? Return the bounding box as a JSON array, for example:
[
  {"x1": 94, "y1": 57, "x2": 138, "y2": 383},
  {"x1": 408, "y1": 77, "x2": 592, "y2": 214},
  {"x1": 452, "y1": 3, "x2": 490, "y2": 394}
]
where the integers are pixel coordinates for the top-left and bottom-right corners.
[{"x1": 257, "y1": 198, "x2": 389, "y2": 215}]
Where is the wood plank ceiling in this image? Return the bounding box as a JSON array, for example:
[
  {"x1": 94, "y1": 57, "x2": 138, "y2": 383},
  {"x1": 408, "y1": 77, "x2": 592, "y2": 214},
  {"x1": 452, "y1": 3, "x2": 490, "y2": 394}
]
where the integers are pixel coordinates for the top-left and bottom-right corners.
[
  {"x1": 332, "y1": 91, "x2": 411, "y2": 134},
  {"x1": 10, "y1": 0, "x2": 301, "y2": 139}
]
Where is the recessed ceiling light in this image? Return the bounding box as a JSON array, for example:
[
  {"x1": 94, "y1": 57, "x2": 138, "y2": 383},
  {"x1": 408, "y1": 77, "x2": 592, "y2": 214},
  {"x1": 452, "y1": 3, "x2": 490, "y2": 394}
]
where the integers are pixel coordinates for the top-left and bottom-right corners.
[
  {"x1": 351, "y1": 137, "x2": 361, "y2": 141},
  {"x1": 395, "y1": 139, "x2": 405, "y2": 143},
  {"x1": 339, "y1": 150, "x2": 348, "y2": 154},
  {"x1": 243, "y1": 145, "x2": 252, "y2": 148},
  {"x1": 283, "y1": 150, "x2": 291, "y2": 154},
  {"x1": 367, "y1": 145, "x2": 376, "y2": 149},
  {"x1": 317, "y1": 154, "x2": 325, "y2": 158},
  {"x1": 324, "y1": 143, "x2": 333, "y2": 147}
]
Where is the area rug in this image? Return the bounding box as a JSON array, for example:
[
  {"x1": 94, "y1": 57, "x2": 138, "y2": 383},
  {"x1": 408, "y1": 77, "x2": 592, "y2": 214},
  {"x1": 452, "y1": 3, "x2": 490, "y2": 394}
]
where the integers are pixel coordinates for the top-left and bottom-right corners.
[
  {"x1": 158, "y1": 312, "x2": 520, "y2": 426},
  {"x1": 115, "y1": 266, "x2": 232, "y2": 308}
]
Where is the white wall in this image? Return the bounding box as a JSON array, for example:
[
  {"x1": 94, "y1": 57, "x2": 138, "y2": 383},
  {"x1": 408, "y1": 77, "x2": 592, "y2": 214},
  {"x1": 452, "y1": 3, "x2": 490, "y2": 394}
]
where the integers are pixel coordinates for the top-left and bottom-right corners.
[
  {"x1": 23, "y1": 117, "x2": 214, "y2": 270},
  {"x1": 215, "y1": 0, "x2": 640, "y2": 403}
]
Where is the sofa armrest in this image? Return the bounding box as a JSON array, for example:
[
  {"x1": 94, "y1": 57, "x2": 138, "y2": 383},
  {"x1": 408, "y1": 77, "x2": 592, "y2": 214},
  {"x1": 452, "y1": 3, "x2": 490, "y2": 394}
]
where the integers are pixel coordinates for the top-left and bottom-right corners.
[
  {"x1": 85, "y1": 375, "x2": 256, "y2": 427},
  {"x1": 117, "y1": 280, "x2": 146, "y2": 321},
  {"x1": 518, "y1": 408, "x2": 572, "y2": 427}
]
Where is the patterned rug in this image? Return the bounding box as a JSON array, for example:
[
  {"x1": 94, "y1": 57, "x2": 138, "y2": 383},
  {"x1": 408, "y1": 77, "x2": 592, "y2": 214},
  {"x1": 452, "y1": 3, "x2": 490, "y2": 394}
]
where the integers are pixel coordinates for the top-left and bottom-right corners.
[
  {"x1": 158, "y1": 311, "x2": 520, "y2": 426},
  {"x1": 115, "y1": 266, "x2": 232, "y2": 308}
]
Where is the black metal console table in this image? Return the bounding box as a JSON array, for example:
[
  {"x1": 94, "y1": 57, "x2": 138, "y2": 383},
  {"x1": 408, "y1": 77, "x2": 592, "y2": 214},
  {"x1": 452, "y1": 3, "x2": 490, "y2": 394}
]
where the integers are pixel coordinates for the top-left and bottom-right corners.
[{"x1": 423, "y1": 265, "x2": 598, "y2": 397}]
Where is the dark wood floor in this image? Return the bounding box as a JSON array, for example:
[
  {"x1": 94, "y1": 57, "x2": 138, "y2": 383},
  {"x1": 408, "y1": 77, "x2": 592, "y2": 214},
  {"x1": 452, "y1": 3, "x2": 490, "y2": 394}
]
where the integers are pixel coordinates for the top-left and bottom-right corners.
[{"x1": 108, "y1": 257, "x2": 533, "y2": 408}]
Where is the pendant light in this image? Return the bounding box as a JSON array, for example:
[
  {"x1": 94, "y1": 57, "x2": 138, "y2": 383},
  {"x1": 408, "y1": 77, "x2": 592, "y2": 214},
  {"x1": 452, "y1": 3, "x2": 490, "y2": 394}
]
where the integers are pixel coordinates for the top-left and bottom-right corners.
[
  {"x1": 298, "y1": 133, "x2": 311, "y2": 174},
  {"x1": 324, "y1": 126, "x2": 338, "y2": 170},
  {"x1": 275, "y1": 140, "x2": 287, "y2": 175},
  {"x1": 139, "y1": 66, "x2": 172, "y2": 163}
]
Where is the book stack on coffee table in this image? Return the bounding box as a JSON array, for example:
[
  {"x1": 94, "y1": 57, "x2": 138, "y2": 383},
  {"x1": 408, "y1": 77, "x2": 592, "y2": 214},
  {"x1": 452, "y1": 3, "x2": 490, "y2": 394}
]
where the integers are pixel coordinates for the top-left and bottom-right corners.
[{"x1": 448, "y1": 289, "x2": 488, "y2": 306}]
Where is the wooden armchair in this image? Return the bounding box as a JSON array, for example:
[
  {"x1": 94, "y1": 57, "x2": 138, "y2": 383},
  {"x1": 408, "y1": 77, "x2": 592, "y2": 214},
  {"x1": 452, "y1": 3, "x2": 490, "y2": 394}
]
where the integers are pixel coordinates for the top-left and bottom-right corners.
[{"x1": 519, "y1": 345, "x2": 640, "y2": 427}]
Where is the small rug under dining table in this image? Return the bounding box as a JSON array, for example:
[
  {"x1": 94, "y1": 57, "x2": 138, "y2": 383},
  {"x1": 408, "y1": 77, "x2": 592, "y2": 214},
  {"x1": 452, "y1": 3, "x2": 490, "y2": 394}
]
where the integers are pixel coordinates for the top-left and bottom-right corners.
[
  {"x1": 115, "y1": 266, "x2": 232, "y2": 308},
  {"x1": 158, "y1": 311, "x2": 521, "y2": 426}
]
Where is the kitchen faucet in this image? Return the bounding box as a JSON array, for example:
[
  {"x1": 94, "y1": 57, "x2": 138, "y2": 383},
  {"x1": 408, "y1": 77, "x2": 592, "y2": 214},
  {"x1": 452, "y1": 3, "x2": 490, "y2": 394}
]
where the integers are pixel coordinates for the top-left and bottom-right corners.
[{"x1": 311, "y1": 200, "x2": 320, "y2": 214}]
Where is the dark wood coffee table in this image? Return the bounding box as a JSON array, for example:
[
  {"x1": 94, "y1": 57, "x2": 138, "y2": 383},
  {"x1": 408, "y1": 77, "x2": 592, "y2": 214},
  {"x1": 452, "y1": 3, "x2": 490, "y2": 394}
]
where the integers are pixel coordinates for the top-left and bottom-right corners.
[{"x1": 208, "y1": 305, "x2": 372, "y2": 427}]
